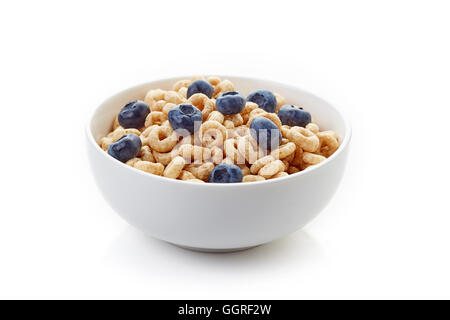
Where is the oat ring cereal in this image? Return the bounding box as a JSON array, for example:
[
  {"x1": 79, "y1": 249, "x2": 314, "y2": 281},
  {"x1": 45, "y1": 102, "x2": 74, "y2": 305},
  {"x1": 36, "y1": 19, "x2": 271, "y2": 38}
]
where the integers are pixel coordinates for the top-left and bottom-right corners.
[
  {"x1": 271, "y1": 141, "x2": 296, "y2": 160},
  {"x1": 187, "y1": 93, "x2": 215, "y2": 120},
  {"x1": 317, "y1": 131, "x2": 339, "y2": 157},
  {"x1": 199, "y1": 120, "x2": 227, "y2": 148},
  {"x1": 247, "y1": 109, "x2": 283, "y2": 130},
  {"x1": 148, "y1": 125, "x2": 178, "y2": 152},
  {"x1": 206, "y1": 111, "x2": 225, "y2": 124},
  {"x1": 102, "y1": 76, "x2": 340, "y2": 183},
  {"x1": 163, "y1": 156, "x2": 186, "y2": 179},
  {"x1": 287, "y1": 127, "x2": 320, "y2": 152},
  {"x1": 145, "y1": 111, "x2": 167, "y2": 127},
  {"x1": 302, "y1": 152, "x2": 327, "y2": 165},
  {"x1": 258, "y1": 159, "x2": 286, "y2": 179}
]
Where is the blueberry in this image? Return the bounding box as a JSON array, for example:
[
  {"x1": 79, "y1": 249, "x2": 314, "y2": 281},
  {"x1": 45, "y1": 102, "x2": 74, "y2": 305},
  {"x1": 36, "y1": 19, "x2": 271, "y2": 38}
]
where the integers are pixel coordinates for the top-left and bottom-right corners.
[
  {"x1": 250, "y1": 117, "x2": 282, "y2": 150},
  {"x1": 216, "y1": 91, "x2": 246, "y2": 115},
  {"x1": 209, "y1": 163, "x2": 243, "y2": 183},
  {"x1": 187, "y1": 80, "x2": 214, "y2": 99},
  {"x1": 168, "y1": 103, "x2": 203, "y2": 134},
  {"x1": 246, "y1": 90, "x2": 277, "y2": 113},
  {"x1": 278, "y1": 104, "x2": 311, "y2": 127},
  {"x1": 107, "y1": 133, "x2": 142, "y2": 163},
  {"x1": 118, "y1": 100, "x2": 150, "y2": 129}
]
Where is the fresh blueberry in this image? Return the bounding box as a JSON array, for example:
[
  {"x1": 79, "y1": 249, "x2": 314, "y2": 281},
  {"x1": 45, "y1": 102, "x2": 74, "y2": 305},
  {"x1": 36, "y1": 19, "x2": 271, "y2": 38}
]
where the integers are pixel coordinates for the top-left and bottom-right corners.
[
  {"x1": 107, "y1": 133, "x2": 142, "y2": 163},
  {"x1": 209, "y1": 163, "x2": 243, "y2": 183},
  {"x1": 118, "y1": 100, "x2": 150, "y2": 129},
  {"x1": 278, "y1": 104, "x2": 311, "y2": 127},
  {"x1": 216, "y1": 91, "x2": 246, "y2": 115},
  {"x1": 246, "y1": 90, "x2": 277, "y2": 113},
  {"x1": 187, "y1": 80, "x2": 214, "y2": 99},
  {"x1": 168, "y1": 103, "x2": 203, "y2": 134},
  {"x1": 250, "y1": 117, "x2": 282, "y2": 150}
]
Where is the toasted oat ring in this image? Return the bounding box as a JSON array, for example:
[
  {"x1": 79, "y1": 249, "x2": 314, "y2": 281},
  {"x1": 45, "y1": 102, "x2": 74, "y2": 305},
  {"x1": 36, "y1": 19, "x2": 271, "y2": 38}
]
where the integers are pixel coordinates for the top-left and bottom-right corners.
[
  {"x1": 111, "y1": 127, "x2": 125, "y2": 142},
  {"x1": 144, "y1": 89, "x2": 166, "y2": 109},
  {"x1": 317, "y1": 131, "x2": 339, "y2": 157},
  {"x1": 134, "y1": 161, "x2": 164, "y2": 176},
  {"x1": 247, "y1": 108, "x2": 266, "y2": 125},
  {"x1": 243, "y1": 175, "x2": 265, "y2": 182},
  {"x1": 284, "y1": 149, "x2": 295, "y2": 163},
  {"x1": 213, "y1": 80, "x2": 234, "y2": 98},
  {"x1": 201, "y1": 101, "x2": 215, "y2": 120},
  {"x1": 152, "y1": 150, "x2": 173, "y2": 166},
  {"x1": 200, "y1": 120, "x2": 227, "y2": 148},
  {"x1": 241, "y1": 102, "x2": 258, "y2": 123},
  {"x1": 187, "y1": 178, "x2": 205, "y2": 183},
  {"x1": 250, "y1": 155, "x2": 275, "y2": 175},
  {"x1": 303, "y1": 152, "x2": 327, "y2": 165},
  {"x1": 172, "y1": 80, "x2": 191, "y2": 92},
  {"x1": 288, "y1": 127, "x2": 320, "y2": 152},
  {"x1": 287, "y1": 166, "x2": 300, "y2": 174},
  {"x1": 150, "y1": 100, "x2": 167, "y2": 112},
  {"x1": 124, "y1": 128, "x2": 141, "y2": 136},
  {"x1": 164, "y1": 91, "x2": 184, "y2": 104},
  {"x1": 100, "y1": 136, "x2": 113, "y2": 151},
  {"x1": 145, "y1": 111, "x2": 168, "y2": 127},
  {"x1": 274, "y1": 93, "x2": 286, "y2": 113},
  {"x1": 177, "y1": 87, "x2": 188, "y2": 99},
  {"x1": 234, "y1": 125, "x2": 249, "y2": 137},
  {"x1": 139, "y1": 146, "x2": 155, "y2": 162},
  {"x1": 239, "y1": 164, "x2": 251, "y2": 176},
  {"x1": 185, "y1": 162, "x2": 215, "y2": 181},
  {"x1": 177, "y1": 144, "x2": 211, "y2": 164},
  {"x1": 224, "y1": 120, "x2": 235, "y2": 129},
  {"x1": 271, "y1": 171, "x2": 288, "y2": 179},
  {"x1": 247, "y1": 109, "x2": 283, "y2": 130},
  {"x1": 258, "y1": 160, "x2": 285, "y2": 179},
  {"x1": 207, "y1": 111, "x2": 224, "y2": 124},
  {"x1": 187, "y1": 93, "x2": 215, "y2": 120},
  {"x1": 207, "y1": 76, "x2": 221, "y2": 86},
  {"x1": 224, "y1": 138, "x2": 245, "y2": 164},
  {"x1": 163, "y1": 156, "x2": 186, "y2": 179},
  {"x1": 125, "y1": 158, "x2": 140, "y2": 167},
  {"x1": 306, "y1": 123, "x2": 320, "y2": 134},
  {"x1": 178, "y1": 170, "x2": 196, "y2": 181},
  {"x1": 271, "y1": 142, "x2": 296, "y2": 160},
  {"x1": 148, "y1": 126, "x2": 178, "y2": 152},
  {"x1": 187, "y1": 93, "x2": 210, "y2": 110},
  {"x1": 210, "y1": 146, "x2": 224, "y2": 164},
  {"x1": 162, "y1": 103, "x2": 177, "y2": 116},
  {"x1": 280, "y1": 125, "x2": 291, "y2": 137},
  {"x1": 224, "y1": 114, "x2": 243, "y2": 127}
]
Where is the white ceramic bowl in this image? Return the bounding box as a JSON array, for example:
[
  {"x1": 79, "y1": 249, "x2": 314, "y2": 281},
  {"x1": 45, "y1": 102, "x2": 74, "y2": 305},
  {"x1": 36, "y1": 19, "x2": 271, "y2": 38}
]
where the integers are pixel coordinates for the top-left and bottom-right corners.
[{"x1": 86, "y1": 76, "x2": 351, "y2": 252}]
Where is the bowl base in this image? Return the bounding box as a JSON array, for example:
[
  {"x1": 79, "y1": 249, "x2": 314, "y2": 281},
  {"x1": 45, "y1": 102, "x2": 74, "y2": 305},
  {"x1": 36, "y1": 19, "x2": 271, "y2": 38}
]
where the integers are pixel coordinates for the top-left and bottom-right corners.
[{"x1": 169, "y1": 243, "x2": 260, "y2": 253}]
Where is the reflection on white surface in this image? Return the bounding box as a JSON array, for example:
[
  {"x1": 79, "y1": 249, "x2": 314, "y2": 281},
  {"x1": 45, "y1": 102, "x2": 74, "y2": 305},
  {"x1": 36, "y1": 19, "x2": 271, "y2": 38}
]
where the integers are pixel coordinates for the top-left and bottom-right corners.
[{"x1": 103, "y1": 226, "x2": 322, "y2": 275}]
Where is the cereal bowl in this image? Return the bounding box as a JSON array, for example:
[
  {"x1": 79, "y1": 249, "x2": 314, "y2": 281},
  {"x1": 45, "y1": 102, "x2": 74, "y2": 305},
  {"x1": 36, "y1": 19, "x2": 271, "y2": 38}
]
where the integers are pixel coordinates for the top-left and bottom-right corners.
[{"x1": 86, "y1": 76, "x2": 351, "y2": 252}]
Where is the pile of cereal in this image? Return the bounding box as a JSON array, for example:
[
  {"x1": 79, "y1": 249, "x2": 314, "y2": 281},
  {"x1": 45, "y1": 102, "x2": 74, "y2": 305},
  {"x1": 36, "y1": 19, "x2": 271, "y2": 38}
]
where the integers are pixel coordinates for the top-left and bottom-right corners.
[{"x1": 99, "y1": 76, "x2": 339, "y2": 183}]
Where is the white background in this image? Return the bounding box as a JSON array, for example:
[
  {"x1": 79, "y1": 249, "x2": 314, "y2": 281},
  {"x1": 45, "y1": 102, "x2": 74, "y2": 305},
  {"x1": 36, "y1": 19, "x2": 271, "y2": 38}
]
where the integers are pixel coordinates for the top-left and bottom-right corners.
[{"x1": 0, "y1": 0, "x2": 449, "y2": 299}]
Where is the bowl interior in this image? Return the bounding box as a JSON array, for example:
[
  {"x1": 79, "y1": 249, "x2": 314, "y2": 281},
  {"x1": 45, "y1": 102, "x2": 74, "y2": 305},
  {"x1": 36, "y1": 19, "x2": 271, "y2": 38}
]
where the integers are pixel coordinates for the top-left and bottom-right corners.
[{"x1": 89, "y1": 76, "x2": 348, "y2": 148}]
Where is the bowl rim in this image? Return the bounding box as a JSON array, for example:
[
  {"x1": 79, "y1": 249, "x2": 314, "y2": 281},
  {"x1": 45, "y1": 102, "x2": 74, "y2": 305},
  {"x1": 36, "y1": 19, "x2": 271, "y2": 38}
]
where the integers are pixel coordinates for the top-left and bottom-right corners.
[{"x1": 86, "y1": 75, "x2": 352, "y2": 187}]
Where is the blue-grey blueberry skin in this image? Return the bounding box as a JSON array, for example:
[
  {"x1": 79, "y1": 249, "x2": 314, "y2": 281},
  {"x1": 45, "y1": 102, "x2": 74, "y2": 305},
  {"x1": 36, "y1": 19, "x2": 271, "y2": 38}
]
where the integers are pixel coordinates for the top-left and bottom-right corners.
[
  {"x1": 118, "y1": 100, "x2": 150, "y2": 129},
  {"x1": 107, "y1": 133, "x2": 142, "y2": 163},
  {"x1": 187, "y1": 80, "x2": 214, "y2": 99},
  {"x1": 278, "y1": 104, "x2": 311, "y2": 127},
  {"x1": 209, "y1": 163, "x2": 243, "y2": 183},
  {"x1": 250, "y1": 117, "x2": 282, "y2": 151},
  {"x1": 246, "y1": 90, "x2": 277, "y2": 113},
  {"x1": 215, "y1": 91, "x2": 246, "y2": 115},
  {"x1": 168, "y1": 103, "x2": 203, "y2": 135}
]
